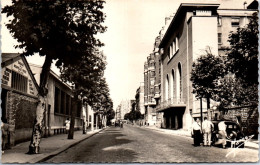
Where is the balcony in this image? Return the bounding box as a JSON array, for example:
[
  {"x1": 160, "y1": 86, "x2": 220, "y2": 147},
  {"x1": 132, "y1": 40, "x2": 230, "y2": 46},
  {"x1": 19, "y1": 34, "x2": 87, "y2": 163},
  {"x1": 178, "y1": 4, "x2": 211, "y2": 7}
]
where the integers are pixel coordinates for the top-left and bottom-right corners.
[
  {"x1": 148, "y1": 101, "x2": 156, "y2": 106},
  {"x1": 156, "y1": 97, "x2": 186, "y2": 112},
  {"x1": 148, "y1": 65, "x2": 155, "y2": 71},
  {"x1": 154, "y1": 93, "x2": 161, "y2": 99}
]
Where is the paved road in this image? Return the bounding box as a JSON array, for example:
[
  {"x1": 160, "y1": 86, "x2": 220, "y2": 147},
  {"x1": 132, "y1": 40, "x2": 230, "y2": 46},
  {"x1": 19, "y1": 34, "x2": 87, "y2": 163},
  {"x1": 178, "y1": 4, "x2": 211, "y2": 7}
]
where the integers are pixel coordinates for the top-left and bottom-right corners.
[{"x1": 45, "y1": 124, "x2": 258, "y2": 163}]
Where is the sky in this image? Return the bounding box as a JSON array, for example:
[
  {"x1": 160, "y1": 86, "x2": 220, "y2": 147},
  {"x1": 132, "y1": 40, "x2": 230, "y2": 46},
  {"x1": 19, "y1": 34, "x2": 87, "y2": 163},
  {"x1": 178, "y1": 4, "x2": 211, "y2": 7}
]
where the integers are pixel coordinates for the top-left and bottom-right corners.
[{"x1": 1, "y1": 0, "x2": 247, "y2": 109}]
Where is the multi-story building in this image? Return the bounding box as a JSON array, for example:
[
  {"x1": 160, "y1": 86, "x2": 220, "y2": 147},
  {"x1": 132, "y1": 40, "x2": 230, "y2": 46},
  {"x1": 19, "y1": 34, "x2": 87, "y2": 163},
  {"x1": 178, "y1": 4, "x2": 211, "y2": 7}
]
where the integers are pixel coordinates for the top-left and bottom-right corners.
[
  {"x1": 144, "y1": 53, "x2": 157, "y2": 126},
  {"x1": 120, "y1": 99, "x2": 133, "y2": 119},
  {"x1": 135, "y1": 82, "x2": 145, "y2": 114},
  {"x1": 115, "y1": 105, "x2": 121, "y2": 120},
  {"x1": 154, "y1": 1, "x2": 257, "y2": 131}
]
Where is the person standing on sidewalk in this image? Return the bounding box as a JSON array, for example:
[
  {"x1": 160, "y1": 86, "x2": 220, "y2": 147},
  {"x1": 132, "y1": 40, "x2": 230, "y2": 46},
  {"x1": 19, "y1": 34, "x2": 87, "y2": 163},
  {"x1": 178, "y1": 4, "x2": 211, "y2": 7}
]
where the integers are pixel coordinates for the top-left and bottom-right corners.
[
  {"x1": 215, "y1": 121, "x2": 227, "y2": 149},
  {"x1": 65, "y1": 118, "x2": 70, "y2": 134},
  {"x1": 191, "y1": 118, "x2": 202, "y2": 147},
  {"x1": 202, "y1": 117, "x2": 214, "y2": 147}
]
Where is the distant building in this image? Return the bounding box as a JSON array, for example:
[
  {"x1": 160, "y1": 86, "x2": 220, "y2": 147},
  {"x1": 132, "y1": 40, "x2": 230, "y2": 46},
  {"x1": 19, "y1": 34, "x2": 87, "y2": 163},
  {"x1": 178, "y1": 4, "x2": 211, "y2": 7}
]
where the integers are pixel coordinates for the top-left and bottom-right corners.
[
  {"x1": 135, "y1": 82, "x2": 145, "y2": 114},
  {"x1": 144, "y1": 53, "x2": 157, "y2": 126},
  {"x1": 120, "y1": 100, "x2": 133, "y2": 119},
  {"x1": 115, "y1": 105, "x2": 121, "y2": 120}
]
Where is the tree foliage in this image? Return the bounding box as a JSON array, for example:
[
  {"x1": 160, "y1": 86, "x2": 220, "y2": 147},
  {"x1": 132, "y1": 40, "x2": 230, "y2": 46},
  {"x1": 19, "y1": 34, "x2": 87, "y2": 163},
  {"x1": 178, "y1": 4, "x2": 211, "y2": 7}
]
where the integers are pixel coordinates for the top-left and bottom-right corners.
[
  {"x1": 190, "y1": 49, "x2": 226, "y2": 99},
  {"x1": 124, "y1": 101, "x2": 143, "y2": 121},
  {"x1": 2, "y1": 0, "x2": 107, "y2": 153},
  {"x1": 227, "y1": 12, "x2": 258, "y2": 86},
  {"x1": 2, "y1": 0, "x2": 106, "y2": 65},
  {"x1": 191, "y1": 12, "x2": 258, "y2": 109}
]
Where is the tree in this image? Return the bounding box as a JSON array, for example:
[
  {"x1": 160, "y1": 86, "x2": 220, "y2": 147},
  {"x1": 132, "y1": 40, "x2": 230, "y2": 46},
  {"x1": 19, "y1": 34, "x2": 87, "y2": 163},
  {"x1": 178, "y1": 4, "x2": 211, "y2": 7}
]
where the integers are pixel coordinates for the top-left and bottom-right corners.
[
  {"x1": 213, "y1": 77, "x2": 258, "y2": 108},
  {"x1": 227, "y1": 12, "x2": 258, "y2": 86},
  {"x1": 124, "y1": 101, "x2": 142, "y2": 122},
  {"x1": 2, "y1": 0, "x2": 106, "y2": 154},
  {"x1": 190, "y1": 49, "x2": 226, "y2": 115},
  {"x1": 59, "y1": 50, "x2": 107, "y2": 139},
  {"x1": 214, "y1": 12, "x2": 259, "y2": 108}
]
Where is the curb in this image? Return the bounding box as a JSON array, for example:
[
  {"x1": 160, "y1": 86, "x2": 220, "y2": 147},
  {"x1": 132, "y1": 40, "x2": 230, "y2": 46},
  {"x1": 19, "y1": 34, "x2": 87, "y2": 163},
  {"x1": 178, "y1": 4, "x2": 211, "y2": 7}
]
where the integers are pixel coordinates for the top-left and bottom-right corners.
[
  {"x1": 31, "y1": 128, "x2": 105, "y2": 163},
  {"x1": 141, "y1": 125, "x2": 192, "y2": 138}
]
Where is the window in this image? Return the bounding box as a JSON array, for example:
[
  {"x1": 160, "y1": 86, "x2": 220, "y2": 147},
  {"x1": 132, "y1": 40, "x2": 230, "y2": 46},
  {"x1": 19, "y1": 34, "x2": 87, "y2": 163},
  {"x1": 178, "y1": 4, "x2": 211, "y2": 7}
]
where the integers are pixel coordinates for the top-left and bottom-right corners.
[
  {"x1": 172, "y1": 40, "x2": 176, "y2": 55},
  {"x1": 61, "y1": 91, "x2": 65, "y2": 114},
  {"x1": 231, "y1": 17, "x2": 240, "y2": 26},
  {"x1": 171, "y1": 36, "x2": 179, "y2": 57},
  {"x1": 54, "y1": 86, "x2": 71, "y2": 115},
  {"x1": 176, "y1": 37, "x2": 179, "y2": 50},
  {"x1": 150, "y1": 79, "x2": 155, "y2": 86},
  {"x1": 218, "y1": 33, "x2": 222, "y2": 44},
  {"x1": 54, "y1": 87, "x2": 60, "y2": 113},
  {"x1": 11, "y1": 71, "x2": 28, "y2": 93},
  {"x1": 150, "y1": 71, "x2": 155, "y2": 77},
  {"x1": 218, "y1": 16, "x2": 222, "y2": 26},
  {"x1": 168, "y1": 47, "x2": 171, "y2": 59}
]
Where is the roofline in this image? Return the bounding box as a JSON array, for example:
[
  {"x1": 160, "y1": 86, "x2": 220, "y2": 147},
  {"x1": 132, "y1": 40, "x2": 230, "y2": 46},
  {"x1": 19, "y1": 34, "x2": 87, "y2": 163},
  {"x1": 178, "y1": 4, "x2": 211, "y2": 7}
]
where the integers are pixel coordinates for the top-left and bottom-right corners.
[
  {"x1": 1, "y1": 53, "x2": 40, "y2": 93},
  {"x1": 29, "y1": 63, "x2": 72, "y2": 90},
  {"x1": 159, "y1": 3, "x2": 220, "y2": 48}
]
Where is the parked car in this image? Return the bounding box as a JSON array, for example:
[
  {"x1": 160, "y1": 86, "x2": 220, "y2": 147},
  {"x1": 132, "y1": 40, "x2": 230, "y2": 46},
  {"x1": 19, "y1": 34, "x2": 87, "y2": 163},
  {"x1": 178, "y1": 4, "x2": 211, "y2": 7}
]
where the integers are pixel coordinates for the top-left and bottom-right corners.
[{"x1": 211, "y1": 120, "x2": 245, "y2": 148}]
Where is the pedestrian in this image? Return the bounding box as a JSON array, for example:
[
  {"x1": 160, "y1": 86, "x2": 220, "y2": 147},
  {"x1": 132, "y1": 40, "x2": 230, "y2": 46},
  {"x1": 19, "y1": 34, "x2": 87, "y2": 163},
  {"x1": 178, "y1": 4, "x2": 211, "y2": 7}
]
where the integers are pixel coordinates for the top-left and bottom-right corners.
[
  {"x1": 65, "y1": 118, "x2": 70, "y2": 134},
  {"x1": 1, "y1": 118, "x2": 9, "y2": 152},
  {"x1": 120, "y1": 121, "x2": 123, "y2": 128},
  {"x1": 202, "y1": 117, "x2": 214, "y2": 147},
  {"x1": 215, "y1": 121, "x2": 227, "y2": 149},
  {"x1": 191, "y1": 118, "x2": 202, "y2": 147}
]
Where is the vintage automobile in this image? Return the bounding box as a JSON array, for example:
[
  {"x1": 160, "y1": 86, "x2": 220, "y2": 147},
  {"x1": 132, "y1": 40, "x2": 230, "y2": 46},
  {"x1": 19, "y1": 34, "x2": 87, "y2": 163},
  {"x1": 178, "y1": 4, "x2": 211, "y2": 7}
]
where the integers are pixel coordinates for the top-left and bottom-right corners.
[{"x1": 211, "y1": 120, "x2": 245, "y2": 148}]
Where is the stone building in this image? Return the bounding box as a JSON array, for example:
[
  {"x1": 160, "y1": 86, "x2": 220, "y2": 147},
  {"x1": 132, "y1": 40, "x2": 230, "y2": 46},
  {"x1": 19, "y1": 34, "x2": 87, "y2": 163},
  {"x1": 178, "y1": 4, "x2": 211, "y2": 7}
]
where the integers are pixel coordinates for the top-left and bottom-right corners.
[
  {"x1": 1, "y1": 53, "x2": 39, "y2": 148},
  {"x1": 153, "y1": 1, "x2": 257, "y2": 130}
]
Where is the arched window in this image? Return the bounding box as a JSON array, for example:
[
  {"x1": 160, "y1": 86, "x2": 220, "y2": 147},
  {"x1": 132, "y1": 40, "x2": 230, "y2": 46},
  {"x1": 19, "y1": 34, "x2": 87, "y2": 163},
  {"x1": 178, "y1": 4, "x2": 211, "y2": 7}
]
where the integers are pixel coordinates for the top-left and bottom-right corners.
[
  {"x1": 165, "y1": 75, "x2": 169, "y2": 101},
  {"x1": 176, "y1": 63, "x2": 182, "y2": 102},
  {"x1": 171, "y1": 69, "x2": 175, "y2": 99}
]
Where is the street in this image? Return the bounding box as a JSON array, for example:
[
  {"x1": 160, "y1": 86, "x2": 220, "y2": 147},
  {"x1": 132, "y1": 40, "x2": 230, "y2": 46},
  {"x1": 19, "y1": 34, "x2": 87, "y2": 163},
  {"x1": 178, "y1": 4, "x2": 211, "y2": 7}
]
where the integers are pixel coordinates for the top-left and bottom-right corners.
[{"x1": 44, "y1": 124, "x2": 258, "y2": 163}]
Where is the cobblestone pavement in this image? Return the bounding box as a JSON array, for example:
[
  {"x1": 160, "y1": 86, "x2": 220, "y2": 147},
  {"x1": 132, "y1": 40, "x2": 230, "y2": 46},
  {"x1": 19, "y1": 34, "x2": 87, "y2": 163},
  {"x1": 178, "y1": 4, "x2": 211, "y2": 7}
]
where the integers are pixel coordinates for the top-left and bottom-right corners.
[{"x1": 45, "y1": 124, "x2": 259, "y2": 163}]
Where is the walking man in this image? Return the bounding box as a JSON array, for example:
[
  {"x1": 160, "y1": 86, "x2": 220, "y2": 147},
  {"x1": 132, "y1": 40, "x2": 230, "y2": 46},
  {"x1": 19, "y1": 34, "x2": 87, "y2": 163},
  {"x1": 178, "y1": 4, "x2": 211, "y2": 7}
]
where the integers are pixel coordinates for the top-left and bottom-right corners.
[{"x1": 202, "y1": 117, "x2": 214, "y2": 147}]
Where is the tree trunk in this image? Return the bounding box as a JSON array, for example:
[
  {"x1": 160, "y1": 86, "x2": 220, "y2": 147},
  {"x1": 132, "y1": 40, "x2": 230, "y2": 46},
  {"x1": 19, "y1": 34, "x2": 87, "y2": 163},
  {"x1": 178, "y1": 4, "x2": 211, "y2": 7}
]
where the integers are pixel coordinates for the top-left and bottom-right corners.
[
  {"x1": 207, "y1": 96, "x2": 211, "y2": 120},
  {"x1": 28, "y1": 56, "x2": 52, "y2": 154},
  {"x1": 68, "y1": 97, "x2": 77, "y2": 139},
  {"x1": 82, "y1": 104, "x2": 87, "y2": 134}
]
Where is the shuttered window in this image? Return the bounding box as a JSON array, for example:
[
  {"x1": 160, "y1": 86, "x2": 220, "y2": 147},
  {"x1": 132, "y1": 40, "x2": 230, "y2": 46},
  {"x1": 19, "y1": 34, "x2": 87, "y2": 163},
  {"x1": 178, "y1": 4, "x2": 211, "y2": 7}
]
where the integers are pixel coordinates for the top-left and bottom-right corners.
[{"x1": 11, "y1": 71, "x2": 28, "y2": 93}]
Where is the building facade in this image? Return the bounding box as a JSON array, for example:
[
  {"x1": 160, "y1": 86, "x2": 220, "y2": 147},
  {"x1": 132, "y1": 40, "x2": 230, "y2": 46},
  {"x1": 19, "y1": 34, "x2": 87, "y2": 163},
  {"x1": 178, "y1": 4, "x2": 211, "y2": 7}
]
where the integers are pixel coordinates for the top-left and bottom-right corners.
[
  {"x1": 152, "y1": 1, "x2": 257, "y2": 131},
  {"x1": 120, "y1": 100, "x2": 133, "y2": 119},
  {"x1": 135, "y1": 82, "x2": 145, "y2": 115},
  {"x1": 30, "y1": 64, "x2": 84, "y2": 136},
  {"x1": 1, "y1": 53, "x2": 39, "y2": 148},
  {"x1": 143, "y1": 54, "x2": 157, "y2": 126}
]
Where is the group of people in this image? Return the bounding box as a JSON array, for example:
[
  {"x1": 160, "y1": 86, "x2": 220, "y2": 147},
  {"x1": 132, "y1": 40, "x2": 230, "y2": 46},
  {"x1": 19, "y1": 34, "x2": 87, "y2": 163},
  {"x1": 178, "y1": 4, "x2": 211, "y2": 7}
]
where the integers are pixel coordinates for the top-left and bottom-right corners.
[{"x1": 191, "y1": 117, "x2": 227, "y2": 148}]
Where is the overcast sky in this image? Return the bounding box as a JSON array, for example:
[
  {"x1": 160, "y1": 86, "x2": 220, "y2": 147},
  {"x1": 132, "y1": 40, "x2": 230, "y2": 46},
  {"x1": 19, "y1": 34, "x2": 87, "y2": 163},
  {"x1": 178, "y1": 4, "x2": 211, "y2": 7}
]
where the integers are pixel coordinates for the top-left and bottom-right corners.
[{"x1": 1, "y1": 0, "x2": 247, "y2": 109}]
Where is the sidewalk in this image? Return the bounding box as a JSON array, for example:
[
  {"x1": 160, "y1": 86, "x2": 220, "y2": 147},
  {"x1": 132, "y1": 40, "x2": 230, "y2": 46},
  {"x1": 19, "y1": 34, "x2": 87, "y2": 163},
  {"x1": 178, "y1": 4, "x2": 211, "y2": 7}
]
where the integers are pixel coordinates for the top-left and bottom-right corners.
[
  {"x1": 1, "y1": 128, "x2": 104, "y2": 164},
  {"x1": 140, "y1": 125, "x2": 259, "y2": 149}
]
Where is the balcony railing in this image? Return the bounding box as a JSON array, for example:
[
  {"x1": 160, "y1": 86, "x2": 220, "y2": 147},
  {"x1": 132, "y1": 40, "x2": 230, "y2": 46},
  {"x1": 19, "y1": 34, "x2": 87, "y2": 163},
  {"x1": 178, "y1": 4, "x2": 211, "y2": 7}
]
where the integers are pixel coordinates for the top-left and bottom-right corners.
[
  {"x1": 156, "y1": 97, "x2": 186, "y2": 111},
  {"x1": 148, "y1": 66, "x2": 155, "y2": 71}
]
